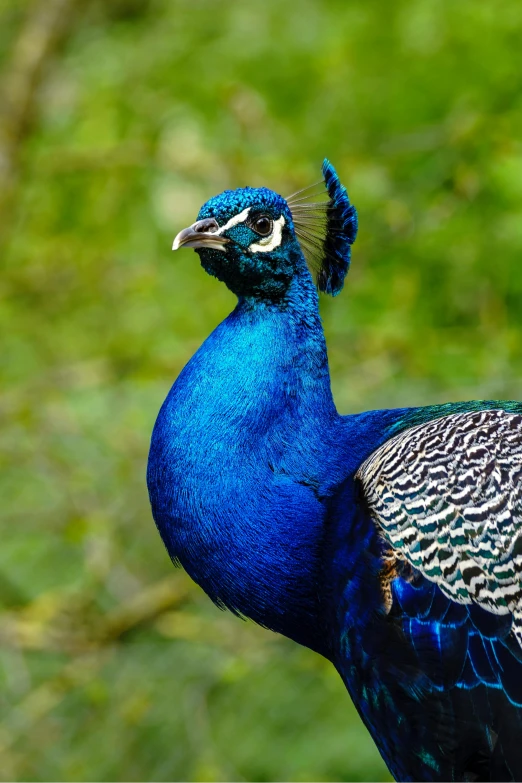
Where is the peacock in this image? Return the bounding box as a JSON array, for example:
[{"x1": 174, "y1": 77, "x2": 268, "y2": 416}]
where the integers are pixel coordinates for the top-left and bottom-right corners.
[{"x1": 147, "y1": 160, "x2": 522, "y2": 782}]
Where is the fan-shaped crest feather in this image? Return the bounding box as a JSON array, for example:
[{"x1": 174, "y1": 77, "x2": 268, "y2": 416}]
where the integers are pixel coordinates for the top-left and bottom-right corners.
[{"x1": 286, "y1": 159, "x2": 358, "y2": 296}]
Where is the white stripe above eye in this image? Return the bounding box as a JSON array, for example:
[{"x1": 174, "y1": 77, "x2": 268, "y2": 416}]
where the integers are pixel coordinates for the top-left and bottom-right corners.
[
  {"x1": 250, "y1": 215, "x2": 285, "y2": 253},
  {"x1": 215, "y1": 207, "x2": 251, "y2": 235}
]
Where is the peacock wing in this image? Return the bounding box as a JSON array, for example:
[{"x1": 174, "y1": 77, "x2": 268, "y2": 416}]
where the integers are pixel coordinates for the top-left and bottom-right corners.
[
  {"x1": 357, "y1": 408, "x2": 522, "y2": 645},
  {"x1": 349, "y1": 409, "x2": 522, "y2": 779}
]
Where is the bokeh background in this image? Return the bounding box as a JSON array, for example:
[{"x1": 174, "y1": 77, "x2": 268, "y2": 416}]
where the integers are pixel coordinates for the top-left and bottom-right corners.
[{"x1": 1, "y1": 0, "x2": 522, "y2": 780}]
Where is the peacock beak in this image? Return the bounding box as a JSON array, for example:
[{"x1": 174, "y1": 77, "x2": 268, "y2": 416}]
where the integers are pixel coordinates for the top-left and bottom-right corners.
[{"x1": 172, "y1": 218, "x2": 229, "y2": 252}]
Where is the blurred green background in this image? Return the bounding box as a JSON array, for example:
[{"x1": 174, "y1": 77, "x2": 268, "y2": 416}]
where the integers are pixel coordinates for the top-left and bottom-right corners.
[{"x1": 1, "y1": 0, "x2": 521, "y2": 780}]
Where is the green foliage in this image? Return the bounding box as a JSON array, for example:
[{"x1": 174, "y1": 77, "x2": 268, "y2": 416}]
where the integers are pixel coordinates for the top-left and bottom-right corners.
[{"x1": 1, "y1": 0, "x2": 521, "y2": 779}]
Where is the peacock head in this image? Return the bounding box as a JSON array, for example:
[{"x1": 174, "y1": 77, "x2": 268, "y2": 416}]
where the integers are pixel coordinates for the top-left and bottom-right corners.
[{"x1": 172, "y1": 159, "x2": 358, "y2": 301}]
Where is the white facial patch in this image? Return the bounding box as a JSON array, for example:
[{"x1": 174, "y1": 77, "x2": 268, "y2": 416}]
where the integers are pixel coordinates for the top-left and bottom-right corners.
[
  {"x1": 215, "y1": 207, "x2": 251, "y2": 235},
  {"x1": 210, "y1": 207, "x2": 285, "y2": 253},
  {"x1": 250, "y1": 215, "x2": 285, "y2": 253}
]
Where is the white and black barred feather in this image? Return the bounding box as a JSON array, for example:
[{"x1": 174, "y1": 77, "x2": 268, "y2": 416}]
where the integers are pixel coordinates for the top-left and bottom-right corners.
[{"x1": 357, "y1": 409, "x2": 522, "y2": 647}]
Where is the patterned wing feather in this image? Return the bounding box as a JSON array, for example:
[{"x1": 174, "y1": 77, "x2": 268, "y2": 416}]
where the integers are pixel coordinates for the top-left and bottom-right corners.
[{"x1": 357, "y1": 410, "x2": 522, "y2": 646}]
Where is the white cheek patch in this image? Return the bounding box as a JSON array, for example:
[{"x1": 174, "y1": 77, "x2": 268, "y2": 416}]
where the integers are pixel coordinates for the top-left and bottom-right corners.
[{"x1": 250, "y1": 215, "x2": 285, "y2": 253}]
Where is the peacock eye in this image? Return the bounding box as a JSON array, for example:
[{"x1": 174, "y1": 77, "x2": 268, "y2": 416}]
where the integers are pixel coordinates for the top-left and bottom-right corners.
[{"x1": 250, "y1": 214, "x2": 273, "y2": 237}]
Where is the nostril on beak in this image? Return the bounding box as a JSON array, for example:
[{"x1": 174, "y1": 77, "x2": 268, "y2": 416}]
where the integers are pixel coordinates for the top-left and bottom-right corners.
[
  {"x1": 172, "y1": 216, "x2": 228, "y2": 251},
  {"x1": 193, "y1": 218, "x2": 219, "y2": 234}
]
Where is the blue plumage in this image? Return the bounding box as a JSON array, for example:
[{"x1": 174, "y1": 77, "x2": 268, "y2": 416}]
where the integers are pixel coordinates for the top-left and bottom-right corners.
[
  {"x1": 320, "y1": 158, "x2": 358, "y2": 294},
  {"x1": 287, "y1": 159, "x2": 358, "y2": 296},
  {"x1": 148, "y1": 161, "x2": 522, "y2": 781}
]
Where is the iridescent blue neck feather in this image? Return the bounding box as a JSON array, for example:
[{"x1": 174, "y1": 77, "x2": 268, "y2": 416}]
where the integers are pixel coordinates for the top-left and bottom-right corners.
[{"x1": 149, "y1": 265, "x2": 335, "y2": 652}]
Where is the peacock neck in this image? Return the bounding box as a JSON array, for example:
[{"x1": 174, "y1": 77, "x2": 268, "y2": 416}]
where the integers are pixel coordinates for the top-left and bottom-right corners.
[
  {"x1": 148, "y1": 265, "x2": 340, "y2": 655},
  {"x1": 233, "y1": 264, "x2": 337, "y2": 421}
]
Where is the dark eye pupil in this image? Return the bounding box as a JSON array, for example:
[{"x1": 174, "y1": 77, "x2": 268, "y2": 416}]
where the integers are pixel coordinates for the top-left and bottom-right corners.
[{"x1": 254, "y1": 216, "x2": 271, "y2": 235}]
